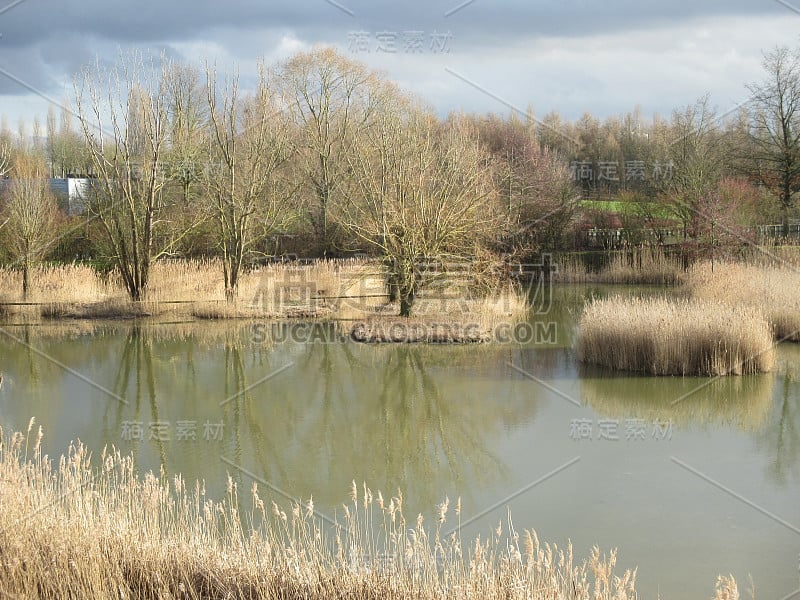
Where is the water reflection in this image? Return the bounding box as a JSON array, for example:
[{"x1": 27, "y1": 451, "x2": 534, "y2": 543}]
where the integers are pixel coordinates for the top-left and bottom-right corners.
[
  {"x1": 580, "y1": 369, "x2": 774, "y2": 431},
  {"x1": 0, "y1": 321, "x2": 540, "y2": 507},
  {"x1": 1, "y1": 289, "x2": 799, "y2": 600},
  {"x1": 755, "y1": 345, "x2": 800, "y2": 484}
]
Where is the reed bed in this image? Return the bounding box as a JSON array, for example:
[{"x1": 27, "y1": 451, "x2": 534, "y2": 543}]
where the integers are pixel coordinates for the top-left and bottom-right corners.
[
  {"x1": 0, "y1": 260, "x2": 384, "y2": 320},
  {"x1": 741, "y1": 244, "x2": 800, "y2": 268},
  {"x1": 0, "y1": 422, "x2": 642, "y2": 599},
  {"x1": 577, "y1": 296, "x2": 775, "y2": 376},
  {"x1": 688, "y1": 261, "x2": 800, "y2": 342},
  {"x1": 0, "y1": 263, "x2": 113, "y2": 302},
  {"x1": 555, "y1": 248, "x2": 685, "y2": 285}
]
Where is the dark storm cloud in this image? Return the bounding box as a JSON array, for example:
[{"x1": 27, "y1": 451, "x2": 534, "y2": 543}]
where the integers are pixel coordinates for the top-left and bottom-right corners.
[
  {"x1": 1, "y1": 1, "x2": 790, "y2": 51},
  {"x1": 0, "y1": 0, "x2": 788, "y2": 49},
  {"x1": 0, "y1": 0, "x2": 792, "y2": 102}
]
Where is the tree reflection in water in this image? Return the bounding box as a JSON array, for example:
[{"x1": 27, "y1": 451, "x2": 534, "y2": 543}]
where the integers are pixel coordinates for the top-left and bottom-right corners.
[
  {"x1": 754, "y1": 347, "x2": 800, "y2": 484},
  {"x1": 219, "y1": 322, "x2": 529, "y2": 510}
]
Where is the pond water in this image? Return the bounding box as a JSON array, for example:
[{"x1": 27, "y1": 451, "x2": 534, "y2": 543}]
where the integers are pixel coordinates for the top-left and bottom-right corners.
[{"x1": 0, "y1": 285, "x2": 798, "y2": 599}]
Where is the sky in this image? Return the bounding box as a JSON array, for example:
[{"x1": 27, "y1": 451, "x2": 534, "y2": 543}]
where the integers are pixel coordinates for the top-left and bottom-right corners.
[{"x1": 0, "y1": 0, "x2": 798, "y2": 130}]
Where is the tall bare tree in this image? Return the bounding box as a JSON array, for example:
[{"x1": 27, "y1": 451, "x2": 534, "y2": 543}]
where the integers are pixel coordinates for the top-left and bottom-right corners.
[
  {"x1": 203, "y1": 63, "x2": 294, "y2": 300},
  {"x1": 343, "y1": 107, "x2": 498, "y2": 316},
  {"x1": 0, "y1": 138, "x2": 11, "y2": 178},
  {"x1": 277, "y1": 48, "x2": 390, "y2": 256},
  {"x1": 2, "y1": 153, "x2": 58, "y2": 298},
  {"x1": 166, "y1": 63, "x2": 207, "y2": 206},
  {"x1": 746, "y1": 45, "x2": 800, "y2": 233},
  {"x1": 75, "y1": 54, "x2": 174, "y2": 301}
]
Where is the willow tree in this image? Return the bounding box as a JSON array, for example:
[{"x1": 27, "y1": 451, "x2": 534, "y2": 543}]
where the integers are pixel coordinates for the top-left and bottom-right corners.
[
  {"x1": 203, "y1": 63, "x2": 293, "y2": 300},
  {"x1": 276, "y1": 48, "x2": 390, "y2": 256},
  {"x1": 343, "y1": 107, "x2": 498, "y2": 317},
  {"x1": 2, "y1": 154, "x2": 58, "y2": 298},
  {"x1": 74, "y1": 54, "x2": 176, "y2": 301}
]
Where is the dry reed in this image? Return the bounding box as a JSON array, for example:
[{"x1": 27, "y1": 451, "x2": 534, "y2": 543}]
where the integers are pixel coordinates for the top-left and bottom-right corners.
[
  {"x1": 555, "y1": 248, "x2": 685, "y2": 285},
  {"x1": 577, "y1": 296, "x2": 775, "y2": 376},
  {"x1": 0, "y1": 423, "x2": 644, "y2": 599},
  {"x1": 688, "y1": 261, "x2": 800, "y2": 342},
  {"x1": 0, "y1": 260, "x2": 385, "y2": 320}
]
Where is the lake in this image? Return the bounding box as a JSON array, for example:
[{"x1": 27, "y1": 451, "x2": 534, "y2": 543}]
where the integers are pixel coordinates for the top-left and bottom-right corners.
[{"x1": 0, "y1": 285, "x2": 798, "y2": 599}]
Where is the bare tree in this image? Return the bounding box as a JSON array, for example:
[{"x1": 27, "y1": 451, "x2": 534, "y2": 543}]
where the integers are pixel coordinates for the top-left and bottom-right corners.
[
  {"x1": 165, "y1": 63, "x2": 207, "y2": 206},
  {"x1": 45, "y1": 102, "x2": 89, "y2": 178},
  {"x1": 343, "y1": 107, "x2": 498, "y2": 316},
  {"x1": 0, "y1": 138, "x2": 11, "y2": 178},
  {"x1": 664, "y1": 96, "x2": 724, "y2": 241},
  {"x1": 74, "y1": 53, "x2": 174, "y2": 301},
  {"x1": 2, "y1": 153, "x2": 58, "y2": 298},
  {"x1": 746, "y1": 45, "x2": 800, "y2": 234},
  {"x1": 203, "y1": 63, "x2": 294, "y2": 300},
  {"x1": 277, "y1": 48, "x2": 390, "y2": 256}
]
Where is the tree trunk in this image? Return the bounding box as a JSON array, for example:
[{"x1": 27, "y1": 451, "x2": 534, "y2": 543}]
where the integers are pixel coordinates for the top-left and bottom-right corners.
[
  {"x1": 398, "y1": 279, "x2": 416, "y2": 317},
  {"x1": 22, "y1": 259, "x2": 29, "y2": 301},
  {"x1": 399, "y1": 290, "x2": 413, "y2": 318}
]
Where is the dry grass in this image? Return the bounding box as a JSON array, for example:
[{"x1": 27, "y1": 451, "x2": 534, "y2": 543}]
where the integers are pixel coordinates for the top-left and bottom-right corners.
[
  {"x1": 740, "y1": 245, "x2": 800, "y2": 268},
  {"x1": 0, "y1": 260, "x2": 529, "y2": 330},
  {"x1": 0, "y1": 263, "x2": 115, "y2": 307},
  {"x1": 688, "y1": 261, "x2": 800, "y2": 342},
  {"x1": 555, "y1": 248, "x2": 685, "y2": 285},
  {"x1": 577, "y1": 296, "x2": 775, "y2": 376},
  {"x1": 0, "y1": 422, "x2": 643, "y2": 599},
  {"x1": 0, "y1": 260, "x2": 386, "y2": 321}
]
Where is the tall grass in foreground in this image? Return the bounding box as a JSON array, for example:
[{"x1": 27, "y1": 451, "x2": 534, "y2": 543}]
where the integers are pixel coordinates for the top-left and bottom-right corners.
[
  {"x1": 555, "y1": 248, "x2": 685, "y2": 285},
  {"x1": 688, "y1": 261, "x2": 800, "y2": 342},
  {"x1": 0, "y1": 423, "x2": 641, "y2": 599},
  {"x1": 578, "y1": 297, "x2": 775, "y2": 376}
]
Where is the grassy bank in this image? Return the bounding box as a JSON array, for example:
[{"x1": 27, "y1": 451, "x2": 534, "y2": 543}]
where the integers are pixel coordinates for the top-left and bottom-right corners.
[
  {"x1": 0, "y1": 423, "x2": 642, "y2": 599},
  {"x1": 577, "y1": 296, "x2": 775, "y2": 376},
  {"x1": 688, "y1": 261, "x2": 800, "y2": 342},
  {"x1": 350, "y1": 288, "x2": 528, "y2": 343}
]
